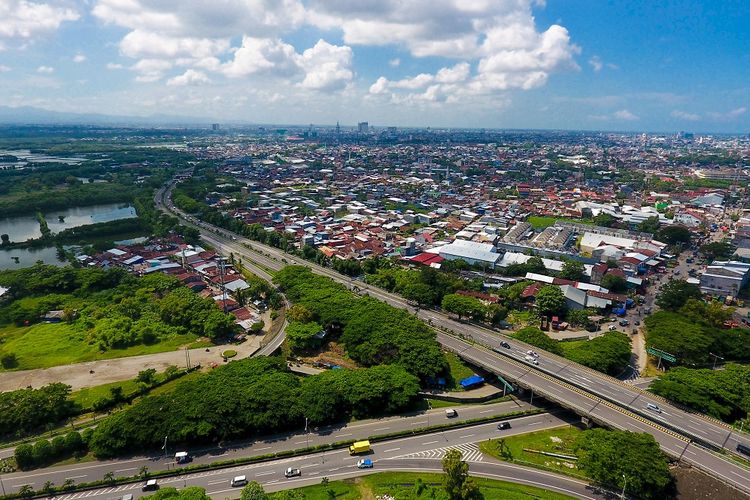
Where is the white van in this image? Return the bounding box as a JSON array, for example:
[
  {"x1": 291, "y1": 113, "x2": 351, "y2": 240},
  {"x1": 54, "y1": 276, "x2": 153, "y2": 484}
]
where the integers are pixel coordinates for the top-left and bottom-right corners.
[
  {"x1": 445, "y1": 408, "x2": 458, "y2": 418},
  {"x1": 231, "y1": 475, "x2": 248, "y2": 487},
  {"x1": 174, "y1": 451, "x2": 190, "y2": 463},
  {"x1": 646, "y1": 403, "x2": 662, "y2": 413}
]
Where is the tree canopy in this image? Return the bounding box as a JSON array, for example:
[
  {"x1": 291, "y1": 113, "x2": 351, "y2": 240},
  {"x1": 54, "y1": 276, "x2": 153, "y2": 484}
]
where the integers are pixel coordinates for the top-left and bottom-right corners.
[
  {"x1": 534, "y1": 285, "x2": 567, "y2": 317},
  {"x1": 655, "y1": 279, "x2": 702, "y2": 311},
  {"x1": 512, "y1": 327, "x2": 563, "y2": 355}
]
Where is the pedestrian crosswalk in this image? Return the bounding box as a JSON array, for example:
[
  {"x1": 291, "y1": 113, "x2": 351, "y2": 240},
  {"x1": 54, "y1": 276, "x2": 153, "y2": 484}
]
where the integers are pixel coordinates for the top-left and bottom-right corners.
[{"x1": 392, "y1": 442, "x2": 484, "y2": 462}]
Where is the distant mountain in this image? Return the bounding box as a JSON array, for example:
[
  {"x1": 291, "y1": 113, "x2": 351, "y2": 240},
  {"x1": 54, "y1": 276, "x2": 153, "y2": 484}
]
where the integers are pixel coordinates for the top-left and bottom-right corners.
[{"x1": 0, "y1": 105, "x2": 220, "y2": 126}]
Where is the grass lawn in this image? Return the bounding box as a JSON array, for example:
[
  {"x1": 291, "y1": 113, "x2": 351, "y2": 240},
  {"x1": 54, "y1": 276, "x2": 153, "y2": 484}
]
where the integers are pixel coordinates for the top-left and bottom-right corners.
[
  {"x1": 269, "y1": 472, "x2": 574, "y2": 500},
  {"x1": 0, "y1": 323, "x2": 202, "y2": 371},
  {"x1": 558, "y1": 340, "x2": 587, "y2": 355},
  {"x1": 479, "y1": 425, "x2": 587, "y2": 480},
  {"x1": 444, "y1": 351, "x2": 478, "y2": 390},
  {"x1": 69, "y1": 379, "x2": 141, "y2": 409}
]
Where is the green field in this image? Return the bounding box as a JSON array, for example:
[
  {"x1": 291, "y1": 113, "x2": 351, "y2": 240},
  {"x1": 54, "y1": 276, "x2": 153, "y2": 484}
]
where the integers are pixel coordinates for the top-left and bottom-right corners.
[
  {"x1": 0, "y1": 323, "x2": 207, "y2": 371},
  {"x1": 268, "y1": 471, "x2": 574, "y2": 500},
  {"x1": 527, "y1": 216, "x2": 593, "y2": 230},
  {"x1": 479, "y1": 425, "x2": 587, "y2": 479}
]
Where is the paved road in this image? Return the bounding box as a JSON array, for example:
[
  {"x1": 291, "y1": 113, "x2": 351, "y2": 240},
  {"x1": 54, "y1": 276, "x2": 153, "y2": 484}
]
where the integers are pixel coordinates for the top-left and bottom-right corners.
[
  {"x1": 156, "y1": 185, "x2": 750, "y2": 493},
  {"x1": 15, "y1": 414, "x2": 603, "y2": 500},
  {"x1": 0, "y1": 400, "x2": 540, "y2": 491}
]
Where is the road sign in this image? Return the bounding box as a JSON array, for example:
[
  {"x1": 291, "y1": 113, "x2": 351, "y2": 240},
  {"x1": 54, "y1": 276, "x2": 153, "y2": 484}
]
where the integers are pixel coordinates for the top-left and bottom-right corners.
[
  {"x1": 496, "y1": 375, "x2": 514, "y2": 393},
  {"x1": 647, "y1": 347, "x2": 677, "y2": 363}
]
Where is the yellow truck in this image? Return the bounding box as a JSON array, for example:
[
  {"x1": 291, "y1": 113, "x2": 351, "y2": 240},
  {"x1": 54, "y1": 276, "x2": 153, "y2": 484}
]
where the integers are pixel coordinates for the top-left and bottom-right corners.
[{"x1": 349, "y1": 440, "x2": 371, "y2": 455}]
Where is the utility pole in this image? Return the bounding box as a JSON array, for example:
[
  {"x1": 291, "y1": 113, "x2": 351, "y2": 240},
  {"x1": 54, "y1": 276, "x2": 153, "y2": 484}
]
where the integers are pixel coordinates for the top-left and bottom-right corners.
[{"x1": 709, "y1": 352, "x2": 723, "y2": 369}]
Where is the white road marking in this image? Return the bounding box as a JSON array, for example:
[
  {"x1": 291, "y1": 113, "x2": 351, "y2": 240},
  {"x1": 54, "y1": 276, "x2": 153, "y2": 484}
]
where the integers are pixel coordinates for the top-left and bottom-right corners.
[{"x1": 384, "y1": 448, "x2": 401, "y2": 453}]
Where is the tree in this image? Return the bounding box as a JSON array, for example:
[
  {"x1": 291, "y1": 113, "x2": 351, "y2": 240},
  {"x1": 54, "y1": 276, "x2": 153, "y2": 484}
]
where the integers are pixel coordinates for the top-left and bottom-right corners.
[
  {"x1": 1, "y1": 352, "x2": 18, "y2": 369},
  {"x1": 442, "y1": 449, "x2": 482, "y2": 500},
  {"x1": 567, "y1": 309, "x2": 594, "y2": 329},
  {"x1": 32, "y1": 439, "x2": 52, "y2": 465},
  {"x1": 563, "y1": 332, "x2": 631, "y2": 375},
  {"x1": 657, "y1": 225, "x2": 691, "y2": 245},
  {"x1": 240, "y1": 481, "x2": 268, "y2": 500},
  {"x1": 559, "y1": 260, "x2": 585, "y2": 281},
  {"x1": 286, "y1": 321, "x2": 325, "y2": 351},
  {"x1": 18, "y1": 485, "x2": 34, "y2": 498},
  {"x1": 601, "y1": 274, "x2": 627, "y2": 293},
  {"x1": 287, "y1": 305, "x2": 313, "y2": 323},
  {"x1": 637, "y1": 216, "x2": 661, "y2": 234},
  {"x1": 655, "y1": 280, "x2": 702, "y2": 311},
  {"x1": 534, "y1": 285, "x2": 567, "y2": 316},
  {"x1": 64, "y1": 431, "x2": 85, "y2": 456},
  {"x1": 593, "y1": 213, "x2": 616, "y2": 227},
  {"x1": 512, "y1": 327, "x2": 563, "y2": 355},
  {"x1": 402, "y1": 282, "x2": 438, "y2": 307},
  {"x1": 574, "y1": 429, "x2": 672, "y2": 499},
  {"x1": 103, "y1": 471, "x2": 115, "y2": 485},
  {"x1": 700, "y1": 241, "x2": 734, "y2": 261},
  {"x1": 0, "y1": 233, "x2": 9, "y2": 245},
  {"x1": 137, "y1": 368, "x2": 157, "y2": 385},
  {"x1": 441, "y1": 294, "x2": 486, "y2": 321},
  {"x1": 14, "y1": 444, "x2": 34, "y2": 470}
]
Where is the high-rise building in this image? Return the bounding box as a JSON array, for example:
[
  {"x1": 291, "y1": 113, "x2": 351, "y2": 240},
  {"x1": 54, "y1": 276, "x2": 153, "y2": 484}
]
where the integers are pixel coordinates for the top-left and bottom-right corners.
[
  {"x1": 358, "y1": 121, "x2": 369, "y2": 134},
  {"x1": 211, "y1": 123, "x2": 220, "y2": 131}
]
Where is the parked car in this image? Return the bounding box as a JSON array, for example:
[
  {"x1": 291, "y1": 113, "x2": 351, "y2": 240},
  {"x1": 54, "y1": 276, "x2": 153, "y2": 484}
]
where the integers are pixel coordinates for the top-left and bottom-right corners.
[
  {"x1": 619, "y1": 319, "x2": 629, "y2": 327},
  {"x1": 285, "y1": 468, "x2": 302, "y2": 478},
  {"x1": 231, "y1": 476, "x2": 248, "y2": 487},
  {"x1": 142, "y1": 480, "x2": 159, "y2": 492},
  {"x1": 497, "y1": 421, "x2": 511, "y2": 430}
]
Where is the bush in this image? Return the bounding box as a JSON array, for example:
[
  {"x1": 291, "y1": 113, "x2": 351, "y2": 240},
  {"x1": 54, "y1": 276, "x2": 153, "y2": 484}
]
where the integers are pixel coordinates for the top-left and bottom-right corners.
[
  {"x1": 512, "y1": 327, "x2": 563, "y2": 355},
  {"x1": 14, "y1": 444, "x2": 34, "y2": 470},
  {"x1": 222, "y1": 350, "x2": 238, "y2": 358},
  {"x1": 1, "y1": 352, "x2": 18, "y2": 369},
  {"x1": 32, "y1": 439, "x2": 53, "y2": 465}
]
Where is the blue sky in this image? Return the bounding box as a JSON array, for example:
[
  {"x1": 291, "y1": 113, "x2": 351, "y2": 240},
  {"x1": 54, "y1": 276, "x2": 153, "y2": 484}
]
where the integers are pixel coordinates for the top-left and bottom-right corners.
[{"x1": 0, "y1": 0, "x2": 748, "y2": 132}]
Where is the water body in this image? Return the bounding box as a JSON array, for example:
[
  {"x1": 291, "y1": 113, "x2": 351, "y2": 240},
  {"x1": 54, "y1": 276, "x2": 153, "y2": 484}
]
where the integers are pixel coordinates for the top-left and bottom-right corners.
[
  {"x1": 0, "y1": 203, "x2": 137, "y2": 244},
  {"x1": 0, "y1": 246, "x2": 67, "y2": 270},
  {"x1": 46, "y1": 203, "x2": 137, "y2": 233}
]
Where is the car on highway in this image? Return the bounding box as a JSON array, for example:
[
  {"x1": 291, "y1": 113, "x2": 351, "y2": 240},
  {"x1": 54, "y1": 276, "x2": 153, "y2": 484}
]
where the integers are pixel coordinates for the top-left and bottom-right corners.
[
  {"x1": 142, "y1": 479, "x2": 159, "y2": 492},
  {"x1": 646, "y1": 403, "x2": 662, "y2": 413},
  {"x1": 231, "y1": 476, "x2": 248, "y2": 487},
  {"x1": 526, "y1": 350, "x2": 539, "y2": 357},
  {"x1": 174, "y1": 451, "x2": 190, "y2": 463},
  {"x1": 497, "y1": 421, "x2": 511, "y2": 430},
  {"x1": 499, "y1": 341, "x2": 511, "y2": 349},
  {"x1": 445, "y1": 408, "x2": 458, "y2": 418},
  {"x1": 524, "y1": 354, "x2": 539, "y2": 365},
  {"x1": 357, "y1": 458, "x2": 374, "y2": 469},
  {"x1": 285, "y1": 467, "x2": 302, "y2": 478}
]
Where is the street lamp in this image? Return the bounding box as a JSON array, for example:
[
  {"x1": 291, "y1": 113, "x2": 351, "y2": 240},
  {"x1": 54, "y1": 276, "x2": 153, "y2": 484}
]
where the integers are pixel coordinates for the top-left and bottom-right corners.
[
  {"x1": 709, "y1": 352, "x2": 724, "y2": 369},
  {"x1": 621, "y1": 474, "x2": 628, "y2": 500}
]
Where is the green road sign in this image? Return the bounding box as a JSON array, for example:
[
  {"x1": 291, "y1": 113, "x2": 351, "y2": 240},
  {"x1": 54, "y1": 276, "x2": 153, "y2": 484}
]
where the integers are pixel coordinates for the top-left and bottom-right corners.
[{"x1": 647, "y1": 347, "x2": 677, "y2": 363}]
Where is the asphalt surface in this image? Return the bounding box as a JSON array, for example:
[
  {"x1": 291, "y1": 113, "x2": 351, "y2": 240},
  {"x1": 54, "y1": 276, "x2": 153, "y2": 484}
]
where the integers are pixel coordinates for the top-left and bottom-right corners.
[
  {"x1": 0, "y1": 400, "x2": 538, "y2": 492},
  {"x1": 154, "y1": 184, "x2": 750, "y2": 494},
  {"x1": 17, "y1": 414, "x2": 605, "y2": 500}
]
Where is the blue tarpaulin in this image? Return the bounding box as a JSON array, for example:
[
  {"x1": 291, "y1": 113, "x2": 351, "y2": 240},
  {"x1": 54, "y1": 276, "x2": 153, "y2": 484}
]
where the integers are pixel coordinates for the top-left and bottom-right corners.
[{"x1": 460, "y1": 375, "x2": 485, "y2": 389}]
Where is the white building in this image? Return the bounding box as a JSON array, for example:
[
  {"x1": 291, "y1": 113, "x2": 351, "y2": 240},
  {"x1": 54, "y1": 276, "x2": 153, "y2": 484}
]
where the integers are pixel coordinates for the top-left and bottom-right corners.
[
  {"x1": 438, "y1": 239, "x2": 501, "y2": 268},
  {"x1": 700, "y1": 261, "x2": 750, "y2": 297}
]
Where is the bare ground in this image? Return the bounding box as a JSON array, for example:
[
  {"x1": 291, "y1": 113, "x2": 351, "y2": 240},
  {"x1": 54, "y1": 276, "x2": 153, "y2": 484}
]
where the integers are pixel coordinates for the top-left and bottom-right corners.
[{"x1": 672, "y1": 465, "x2": 749, "y2": 499}]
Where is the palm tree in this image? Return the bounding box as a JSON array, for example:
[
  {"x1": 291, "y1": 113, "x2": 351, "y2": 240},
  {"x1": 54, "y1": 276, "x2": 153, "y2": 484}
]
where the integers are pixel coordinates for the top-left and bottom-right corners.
[
  {"x1": 42, "y1": 480, "x2": 55, "y2": 495},
  {"x1": 139, "y1": 465, "x2": 149, "y2": 479},
  {"x1": 18, "y1": 485, "x2": 34, "y2": 498},
  {"x1": 103, "y1": 472, "x2": 115, "y2": 485},
  {"x1": 62, "y1": 479, "x2": 75, "y2": 491}
]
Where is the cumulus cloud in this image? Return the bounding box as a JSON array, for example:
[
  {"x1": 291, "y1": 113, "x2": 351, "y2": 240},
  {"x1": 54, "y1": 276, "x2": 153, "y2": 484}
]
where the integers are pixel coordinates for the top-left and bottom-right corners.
[
  {"x1": 131, "y1": 59, "x2": 173, "y2": 83},
  {"x1": 0, "y1": 1, "x2": 79, "y2": 42},
  {"x1": 298, "y1": 40, "x2": 353, "y2": 90},
  {"x1": 119, "y1": 30, "x2": 230, "y2": 60},
  {"x1": 221, "y1": 37, "x2": 301, "y2": 78},
  {"x1": 36, "y1": 65, "x2": 54, "y2": 73},
  {"x1": 167, "y1": 69, "x2": 211, "y2": 86},
  {"x1": 73, "y1": 53, "x2": 86, "y2": 63},
  {"x1": 589, "y1": 56, "x2": 603, "y2": 72},
  {"x1": 613, "y1": 109, "x2": 638, "y2": 121},
  {"x1": 671, "y1": 110, "x2": 700, "y2": 121}
]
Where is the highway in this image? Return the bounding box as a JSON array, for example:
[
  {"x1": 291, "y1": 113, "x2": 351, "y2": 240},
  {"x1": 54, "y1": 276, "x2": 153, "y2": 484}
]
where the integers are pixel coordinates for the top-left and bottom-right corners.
[
  {"x1": 12, "y1": 414, "x2": 606, "y2": 500},
  {"x1": 156, "y1": 183, "x2": 750, "y2": 494},
  {"x1": 0, "y1": 401, "x2": 544, "y2": 493}
]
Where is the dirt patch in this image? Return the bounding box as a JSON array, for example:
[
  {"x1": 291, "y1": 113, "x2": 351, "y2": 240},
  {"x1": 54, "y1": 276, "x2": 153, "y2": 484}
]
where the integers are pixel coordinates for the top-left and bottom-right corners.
[
  {"x1": 301, "y1": 341, "x2": 360, "y2": 369},
  {"x1": 672, "y1": 465, "x2": 747, "y2": 499}
]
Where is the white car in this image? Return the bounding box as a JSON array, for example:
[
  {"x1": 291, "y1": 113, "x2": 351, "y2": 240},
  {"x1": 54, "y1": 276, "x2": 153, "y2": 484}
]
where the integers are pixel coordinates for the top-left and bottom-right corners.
[
  {"x1": 230, "y1": 476, "x2": 248, "y2": 487},
  {"x1": 524, "y1": 354, "x2": 539, "y2": 365},
  {"x1": 285, "y1": 468, "x2": 301, "y2": 478}
]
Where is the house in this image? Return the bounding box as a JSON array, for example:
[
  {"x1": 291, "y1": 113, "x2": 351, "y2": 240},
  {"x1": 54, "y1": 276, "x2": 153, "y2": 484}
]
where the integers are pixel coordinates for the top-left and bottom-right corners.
[
  {"x1": 673, "y1": 211, "x2": 704, "y2": 228},
  {"x1": 700, "y1": 261, "x2": 750, "y2": 297}
]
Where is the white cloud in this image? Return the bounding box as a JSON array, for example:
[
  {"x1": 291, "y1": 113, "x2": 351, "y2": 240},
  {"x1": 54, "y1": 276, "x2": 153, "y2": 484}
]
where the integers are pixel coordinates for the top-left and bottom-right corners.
[
  {"x1": 671, "y1": 110, "x2": 700, "y2": 121},
  {"x1": 73, "y1": 53, "x2": 86, "y2": 63},
  {"x1": 131, "y1": 59, "x2": 173, "y2": 82},
  {"x1": 167, "y1": 69, "x2": 211, "y2": 86},
  {"x1": 389, "y1": 58, "x2": 400, "y2": 67},
  {"x1": 221, "y1": 37, "x2": 300, "y2": 78},
  {"x1": 119, "y1": 30, "x2": 230, "y2": 59},
  {"x1": 297, "y1": 39, "x2": 353, "y2": 90},
  {"x1": 707, "y1": 107, "x2": 747, "y2": 120},
  {"x1": 589, "y1": 56, "x2": 602, "y2": 72},
  {"x1": 0, "y1": 1, "x2": 79, "y2": 42},
  {"x1": 613, "y1": 109, "x2": 638, "y2": 121},
  {"x1": 0, "y1": 64, "x2": 10, "y2": 72},
  {"x1": 36, "y1": 65, "x2": 54, "y2": 73},
  {"x1": 106, "y1": 63, "x2": 124, "y2": 70}
]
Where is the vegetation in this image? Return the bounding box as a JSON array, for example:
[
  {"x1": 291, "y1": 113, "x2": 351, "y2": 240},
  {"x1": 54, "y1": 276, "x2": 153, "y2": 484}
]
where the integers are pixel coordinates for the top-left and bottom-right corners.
[
  {"x1": 0, "y1": 266, "x2": 235, "y2": 369},
  {"x1": 14, "y1": 429, "x2": 89, "y2": 470},
  {"x1": 601, "y1": 274, "x2": 627, "y2": 293},
  {"x1": 143, "y1": 487, "x2": 211, "y2": 500},
  {"x1": 481, "y1": 426, "x2": 672, "y2": 499},
  {"x1": 560, "y1": 332, "x2": 631, "y2": 375},
  {"x1": 89, "y1": 357, "x2": 420, "y2": 457},
  {"x1": 655, "y1": 279, "x2": 702, "y2": 311},
  {"x1": 644, "y1": 302, "x2": 750, "y2": 366},
  {"x1": 534, "y1": 285, "x2": 567, "y2": 316},
  {"x1": 365, "y1": 265, "x2": 468, "y2": 308},
  {"x1": 0, "y1": 383, "x2": 75, "y2": 439},
  {"x1": 512, "y1": 327, "x2": 563, "y2": 355},
  {"x1": 559, "y1": 260, "x2": 585, "y2": 281},
  {"x1": 650, "y1": 364, "x2": 750, "y2": 423},
  {"x1": 274, "y1": 266, "x2": 447, "y2": 380},
  {"x1": 441, "y1": 294, "x2": 486, "y2": 321},
  {"x1": 699, "y1": 240, "x2": 734, "y2": 261},
  {"x1": 266, "y1": 472, "x2": 574, "y2": 500}
]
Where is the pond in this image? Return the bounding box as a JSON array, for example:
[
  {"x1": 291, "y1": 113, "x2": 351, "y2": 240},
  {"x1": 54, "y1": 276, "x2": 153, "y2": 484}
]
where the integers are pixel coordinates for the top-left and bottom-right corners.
[
  {"x1": 0, "y1": 203, "x2": 137, "y2": 244},
  {"x1": 45, "y1": 203, "x2": 137, "y2": 233},
  {"x1": 0, "y1": 246, "x2": 68, "y2": 270}
]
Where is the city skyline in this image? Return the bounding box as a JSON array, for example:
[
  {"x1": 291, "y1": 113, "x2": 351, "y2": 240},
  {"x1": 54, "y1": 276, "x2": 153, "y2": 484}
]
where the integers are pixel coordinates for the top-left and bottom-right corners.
[{"x1": 0, "y1": 1, "x2": 749, "y2": 132}]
